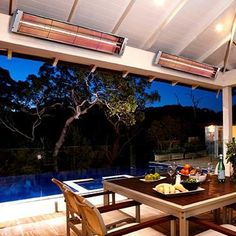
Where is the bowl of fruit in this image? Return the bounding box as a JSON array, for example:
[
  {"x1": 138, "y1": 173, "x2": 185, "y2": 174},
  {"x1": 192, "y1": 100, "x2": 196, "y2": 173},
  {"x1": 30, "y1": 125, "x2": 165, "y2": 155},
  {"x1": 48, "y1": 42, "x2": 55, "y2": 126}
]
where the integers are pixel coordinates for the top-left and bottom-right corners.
[
  {"x1": 142, "y1": 172, "x2": 161, "y2": 182},
  {"x1": 179, "y1": 164, "x2": 191, "y2": 176},
  {"x1": 182, "y1": 178, "x2": 200, "y2": 191},
  {"x1": 189, "y1": 168, "x2": 207, "y2": 182}
]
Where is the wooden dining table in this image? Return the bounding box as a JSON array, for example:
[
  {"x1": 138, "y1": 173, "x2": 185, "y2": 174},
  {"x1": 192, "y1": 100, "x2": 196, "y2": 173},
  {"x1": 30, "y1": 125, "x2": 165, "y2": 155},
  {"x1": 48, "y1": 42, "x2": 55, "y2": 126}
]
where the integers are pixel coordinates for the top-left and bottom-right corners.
[{"x1": 103, "y1": 175, "x2": 236, "y2": 236}]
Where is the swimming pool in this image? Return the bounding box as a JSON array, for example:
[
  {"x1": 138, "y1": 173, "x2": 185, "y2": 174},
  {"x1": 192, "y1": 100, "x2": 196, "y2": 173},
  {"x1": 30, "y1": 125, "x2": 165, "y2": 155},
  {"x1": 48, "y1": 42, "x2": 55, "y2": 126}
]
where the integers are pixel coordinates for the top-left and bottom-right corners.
[
  {"x1": 0, "y1": 163, "x2": 179, "y2": 203},
  {"x1": 0, "y1": 167, "x2": 147, "y2": 203}
]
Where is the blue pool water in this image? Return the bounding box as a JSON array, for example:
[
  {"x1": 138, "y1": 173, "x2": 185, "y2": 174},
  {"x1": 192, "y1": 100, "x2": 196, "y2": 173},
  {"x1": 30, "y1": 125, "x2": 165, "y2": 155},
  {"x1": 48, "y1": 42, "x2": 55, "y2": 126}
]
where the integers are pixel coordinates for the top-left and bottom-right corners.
[{"x1": 0, "y1": 167, "x2": 149, "y2": 203}]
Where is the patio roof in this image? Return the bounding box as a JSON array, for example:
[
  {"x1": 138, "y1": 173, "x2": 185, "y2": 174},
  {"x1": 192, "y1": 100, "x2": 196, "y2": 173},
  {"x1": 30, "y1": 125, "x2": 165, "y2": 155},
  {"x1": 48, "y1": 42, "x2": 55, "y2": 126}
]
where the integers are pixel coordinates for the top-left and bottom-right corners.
[{"x1": 0, "y1": 0, "x2": 236, "y2": 90}]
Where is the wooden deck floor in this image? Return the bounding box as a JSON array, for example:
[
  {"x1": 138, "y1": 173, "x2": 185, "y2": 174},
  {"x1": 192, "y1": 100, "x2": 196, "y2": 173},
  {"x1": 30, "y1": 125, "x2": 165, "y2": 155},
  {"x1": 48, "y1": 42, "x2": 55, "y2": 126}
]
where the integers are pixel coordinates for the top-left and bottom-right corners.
[{"x1": 0, "y1": 206, "x2": 225, "y2": 236}]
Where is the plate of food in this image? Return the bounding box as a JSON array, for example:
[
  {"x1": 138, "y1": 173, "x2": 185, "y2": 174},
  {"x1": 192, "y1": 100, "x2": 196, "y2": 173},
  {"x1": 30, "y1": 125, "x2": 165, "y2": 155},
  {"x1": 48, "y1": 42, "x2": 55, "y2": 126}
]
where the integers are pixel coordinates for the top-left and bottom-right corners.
[
  {"x1": 153, "y1": 183, "x2": 204, "y2": 197},
  {"x1": 140, "y1": 175, "x2": 166, "y2": 182}
]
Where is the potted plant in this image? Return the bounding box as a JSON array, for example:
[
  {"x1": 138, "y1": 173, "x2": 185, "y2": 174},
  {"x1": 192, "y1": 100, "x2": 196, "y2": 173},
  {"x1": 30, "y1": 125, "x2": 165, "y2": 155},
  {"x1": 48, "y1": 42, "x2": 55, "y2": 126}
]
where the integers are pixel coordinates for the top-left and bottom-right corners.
[{"x1": 226, "y1": 138, "x2": 236, "y2": 182}]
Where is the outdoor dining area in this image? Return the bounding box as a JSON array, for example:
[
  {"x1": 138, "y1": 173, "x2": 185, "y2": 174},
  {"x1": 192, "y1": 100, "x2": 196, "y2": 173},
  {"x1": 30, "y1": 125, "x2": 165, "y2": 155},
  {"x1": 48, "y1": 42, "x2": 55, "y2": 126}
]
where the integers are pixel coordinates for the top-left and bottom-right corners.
[
  {"x1": 3, "y1": 171, "x2": 236, "y2": 236},
  {"x1": 2, "y1": 0, "x2": 236, "y2": 235}
]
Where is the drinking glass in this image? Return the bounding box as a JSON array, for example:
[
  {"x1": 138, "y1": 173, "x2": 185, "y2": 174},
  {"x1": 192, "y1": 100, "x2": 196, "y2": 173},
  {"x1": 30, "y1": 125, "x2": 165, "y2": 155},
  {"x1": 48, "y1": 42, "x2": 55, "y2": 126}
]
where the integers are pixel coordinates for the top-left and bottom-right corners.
[
  {"x1": 167, "y1": 162, "x2": 177, "y2": 184},
  {"x1": 207, "y1": 162, "x2": 215, "y2": 182}
]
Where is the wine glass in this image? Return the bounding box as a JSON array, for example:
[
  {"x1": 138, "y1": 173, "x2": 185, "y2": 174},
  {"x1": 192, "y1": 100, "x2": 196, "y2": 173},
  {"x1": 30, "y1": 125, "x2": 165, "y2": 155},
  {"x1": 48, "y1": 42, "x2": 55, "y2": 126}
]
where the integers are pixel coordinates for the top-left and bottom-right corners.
[
  {"x1": 167, "y1": 162, "x2": 177, "y2": 184},
  {"x1": 207, "y1": 162, "x2": 215, "y2": 182}
]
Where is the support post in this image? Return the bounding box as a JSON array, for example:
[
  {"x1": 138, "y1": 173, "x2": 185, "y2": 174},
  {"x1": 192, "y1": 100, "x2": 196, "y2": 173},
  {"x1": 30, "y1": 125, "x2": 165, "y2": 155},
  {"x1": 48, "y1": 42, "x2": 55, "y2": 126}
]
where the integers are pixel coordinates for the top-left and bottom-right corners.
[{"x1": 222, "y1": 86, "x2": 232, "y2": 176}]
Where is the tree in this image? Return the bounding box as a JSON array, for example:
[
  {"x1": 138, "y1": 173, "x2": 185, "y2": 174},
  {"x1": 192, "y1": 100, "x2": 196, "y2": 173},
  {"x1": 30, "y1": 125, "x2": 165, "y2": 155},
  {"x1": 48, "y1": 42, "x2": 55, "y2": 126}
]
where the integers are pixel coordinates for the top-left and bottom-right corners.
[
  {"x1": 0, "y1": 63, "x2": 160, "y2": 170},
  {"x1": 148, "y1": 114, "x2": 190, "y2": 154}
]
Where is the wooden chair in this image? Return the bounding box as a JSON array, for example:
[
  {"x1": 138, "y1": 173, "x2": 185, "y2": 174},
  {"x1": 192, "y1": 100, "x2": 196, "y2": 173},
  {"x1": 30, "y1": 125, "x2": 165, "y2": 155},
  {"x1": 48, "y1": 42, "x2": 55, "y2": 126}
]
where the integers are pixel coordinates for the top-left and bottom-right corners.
[
  {"x1": 51, "y1": 178, "x2": 141, "y2": 236},
  {"x1": 222, "y1": 203, "x2": 236, "y2": 224},
  {"x1": 64, "y1": 188, "x2": 176, "y2": 236},
  {"x1": 188, "y1": 216, "x2": 236, "y2": 236}
]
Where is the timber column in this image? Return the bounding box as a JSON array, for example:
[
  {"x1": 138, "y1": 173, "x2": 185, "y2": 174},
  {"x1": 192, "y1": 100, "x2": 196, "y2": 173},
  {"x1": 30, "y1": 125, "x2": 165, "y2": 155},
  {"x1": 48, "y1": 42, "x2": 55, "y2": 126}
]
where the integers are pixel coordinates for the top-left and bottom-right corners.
[{"x1": 222, "y1": 86, "x2": 232, "y2": 176}]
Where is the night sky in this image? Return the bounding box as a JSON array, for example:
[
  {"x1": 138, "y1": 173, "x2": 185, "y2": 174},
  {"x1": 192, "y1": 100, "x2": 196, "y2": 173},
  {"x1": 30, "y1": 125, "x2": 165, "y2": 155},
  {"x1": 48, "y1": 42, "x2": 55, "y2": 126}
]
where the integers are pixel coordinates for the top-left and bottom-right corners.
[{"x1": 0, "y1": 55, "x2": 223, "y2": 112}]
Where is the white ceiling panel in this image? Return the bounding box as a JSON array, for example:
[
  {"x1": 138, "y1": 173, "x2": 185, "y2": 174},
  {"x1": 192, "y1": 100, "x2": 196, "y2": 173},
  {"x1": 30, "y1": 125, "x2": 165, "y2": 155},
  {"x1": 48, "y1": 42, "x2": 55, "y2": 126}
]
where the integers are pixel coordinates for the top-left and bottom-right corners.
[
  {"x1": 117, "y1": 0, "x2": 183, "y2": 48},
  {"x1": 181, "y1": 3, "x2": 236, "y2": 60},
  {"x1": 150, "y1": 0, "x2": 234, "y2": 55},
  {"x1": 227, "y1": 46, "x2": 236, "y2": 70},
  {"x1": 204, "y1": 44, "x2": 227, "y2": 67},
  {"x1": 15, "y1": 0, "x2": 74, "y2": 21},
  {"x1": 2, "y1": 0, "x2": 236, "y2": 71},
  {"x1": 0, "y1": 0, "x2": 9, "y2": 14},
  {"x1": 71, "y1": 0, "x2": 131, "y2": 33}
]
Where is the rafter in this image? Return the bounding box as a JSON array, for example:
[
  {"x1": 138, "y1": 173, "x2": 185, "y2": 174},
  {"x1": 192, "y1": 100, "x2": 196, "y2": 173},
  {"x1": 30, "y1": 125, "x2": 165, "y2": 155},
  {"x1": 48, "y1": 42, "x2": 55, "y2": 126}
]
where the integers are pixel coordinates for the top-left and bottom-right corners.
[
  {"x1": 90, "y1": 64, "x2": 97, "y2": 73},
  {"x1": 148, "y1": 76, "x2": 156, "y2": 82},
  {"x1": 122, "y1": 71, "x2": 129, "y2": 78},
  {"x1": 112, "y1": 0, "x2": 136, "y2": 34},
  {"x1": 67, "y1": 0, "x2": 80, "y2": 22},
  {"x1": 198, "y1": 35, "x2": 230, "y2": 62},
  {"x1": 174, "y1": 0, "x2": 235, "y2": 55},
  {"x1": 216, "y1": 89, "x2": 221, "y2": 98},
  {"x1": 192, "y1": 85, "x2": 199, "y2": 90},
  {"x1": 7, "y1": 49, "x2": 12, "y2": 59},
  {"x1": 172, "y1": 81, "x2": 179, "y2": 86},
  {"x1": 52, "y1": 57, "x2": 59, "y2": 67},
  {"x1": 142, "y1": 0, "x2": 188, "y2": 50},
  {"x1": 223, "y1": 12, "x2": 236, "y2": 73},
  {"x1": 9, "y1": 0, "x2": 16, "y2": 15}
]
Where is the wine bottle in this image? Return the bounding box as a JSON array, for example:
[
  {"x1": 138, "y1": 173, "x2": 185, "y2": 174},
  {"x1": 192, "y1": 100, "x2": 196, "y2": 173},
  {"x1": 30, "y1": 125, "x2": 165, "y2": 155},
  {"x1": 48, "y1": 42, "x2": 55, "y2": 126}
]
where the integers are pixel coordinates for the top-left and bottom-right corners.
[{"x1": 217, "y1": 154, "x2": 225, "y2": 183}]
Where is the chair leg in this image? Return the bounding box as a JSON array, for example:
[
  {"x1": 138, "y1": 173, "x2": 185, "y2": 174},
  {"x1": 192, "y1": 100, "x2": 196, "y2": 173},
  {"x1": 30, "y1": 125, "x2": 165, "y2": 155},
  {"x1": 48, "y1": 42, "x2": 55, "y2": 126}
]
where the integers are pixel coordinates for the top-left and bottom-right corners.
[
  {"x1": 228, "y1": 208, "x2": 233, "y2": 224},
  {"x1": 213, "y1": 208, "x2": 221, "y2": 223},
  {"x1": 66, "y1": 206, "x2": 70, "y2": 236},
  {"x1": 170, "y1": 219, "x2": 177, "y2": 236},
  {"x1": 135, "y1": 204, "x2": 140, "y2": 223},
  {"x1": 222, "y1": 207, "x2": 229, "y2": 223}
]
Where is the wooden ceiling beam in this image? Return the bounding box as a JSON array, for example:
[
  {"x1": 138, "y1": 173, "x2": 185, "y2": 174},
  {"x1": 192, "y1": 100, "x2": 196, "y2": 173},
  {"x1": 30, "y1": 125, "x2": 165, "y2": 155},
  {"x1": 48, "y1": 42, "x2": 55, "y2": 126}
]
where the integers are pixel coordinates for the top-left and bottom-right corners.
[
  {"x1": 9, "y1": 0, "x2": 16, "y2": 15},
  {"x1": 67, "y1": 0, "x2": 80, "y2": 22},
  {"x1": 223, "y1": 12, "x2": 236, "y2": 73},
  {"x1": 112, "y1": 0, "x2": 136, "y2": 34},
  {"x1": 142, "y1": 0, "x2": 188, "y2": 50}
]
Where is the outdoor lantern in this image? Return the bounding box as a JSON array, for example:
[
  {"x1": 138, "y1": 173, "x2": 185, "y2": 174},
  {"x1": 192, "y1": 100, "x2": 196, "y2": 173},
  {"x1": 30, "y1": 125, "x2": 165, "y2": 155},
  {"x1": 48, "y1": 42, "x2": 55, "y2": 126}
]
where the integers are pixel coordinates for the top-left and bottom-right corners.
[{"x1": 10, "y1": 9, "x2": 128, "y2": 56}]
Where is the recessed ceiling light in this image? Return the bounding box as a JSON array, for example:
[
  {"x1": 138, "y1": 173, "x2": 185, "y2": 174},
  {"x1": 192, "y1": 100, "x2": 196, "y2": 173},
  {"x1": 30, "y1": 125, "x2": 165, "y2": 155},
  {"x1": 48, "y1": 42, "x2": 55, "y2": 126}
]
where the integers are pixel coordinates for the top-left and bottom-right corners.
[
  {"x1": 154, "y1": 0, "x2": 165, "y2": 6},
  {"x1": 215, "y1": 23, "x2": 224, "y2": 32}
]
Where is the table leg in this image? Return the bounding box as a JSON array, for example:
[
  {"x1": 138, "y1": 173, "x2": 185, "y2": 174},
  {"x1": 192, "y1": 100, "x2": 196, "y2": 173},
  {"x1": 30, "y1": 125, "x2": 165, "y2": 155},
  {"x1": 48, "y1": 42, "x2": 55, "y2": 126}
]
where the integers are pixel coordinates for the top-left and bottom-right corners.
[
  {"x1": 170, "y1": 219, "x2": 176, "y2": 236},
  {"x1": 179, "y1": 213, "x2": 188, "y2": 236},
  {"x1": 103, "y1": 188, "x2": 109, "y2": 205}
]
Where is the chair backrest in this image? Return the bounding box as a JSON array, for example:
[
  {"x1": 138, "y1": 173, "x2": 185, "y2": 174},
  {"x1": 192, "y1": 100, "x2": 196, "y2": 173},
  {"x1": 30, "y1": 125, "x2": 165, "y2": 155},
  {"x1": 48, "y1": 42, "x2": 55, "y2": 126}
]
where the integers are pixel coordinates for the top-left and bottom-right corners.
[
  {"x1": 51, "y1": 178, "x2": 84, "y2": 216},
  {"x1": 51, "y1": 178, "x2": 67, "y2": 193},
  {"x1": 64, "y1": 189, "x2": 107, "y2": 236}
]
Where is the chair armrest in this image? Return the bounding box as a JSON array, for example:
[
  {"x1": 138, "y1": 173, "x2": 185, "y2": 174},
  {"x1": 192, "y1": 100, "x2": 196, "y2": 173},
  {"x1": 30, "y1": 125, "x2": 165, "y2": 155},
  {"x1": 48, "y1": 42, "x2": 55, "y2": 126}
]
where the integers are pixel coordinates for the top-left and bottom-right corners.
[
  {"x1": 98, "y1": 200, "x2": 141, "y2": 213},
  {"x1": 81, "y1": 190, "x2": 113, "y2": 198},
  {"x1": 188, "y1": 216, "x2": 236, "y2": 236},
  {"x1": 106, "y1": 215, "x2": 176, "y2": 236}
]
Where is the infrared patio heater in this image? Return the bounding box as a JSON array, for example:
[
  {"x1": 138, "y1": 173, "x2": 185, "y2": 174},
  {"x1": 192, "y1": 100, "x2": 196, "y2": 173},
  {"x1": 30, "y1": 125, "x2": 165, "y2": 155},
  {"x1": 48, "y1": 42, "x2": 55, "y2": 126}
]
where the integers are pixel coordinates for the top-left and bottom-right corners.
[
  {"x1": 154, "y1": 51, "x2": 220, "y2": 79},
  {"x1": 10, "y1": 9, "x2": 128, "y2": 56}
]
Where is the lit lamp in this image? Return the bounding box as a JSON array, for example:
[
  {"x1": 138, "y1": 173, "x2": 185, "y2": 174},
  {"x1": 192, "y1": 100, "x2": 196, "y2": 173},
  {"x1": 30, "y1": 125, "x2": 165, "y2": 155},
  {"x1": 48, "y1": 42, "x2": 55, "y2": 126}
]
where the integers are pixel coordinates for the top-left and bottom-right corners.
[
  {"x1": 208, "y1": 125, "x2": 215, "y2": 133},
  {"x1": 208, "y1": 125, "x2": 215, "y2": 142},
  {"x1": 10, "y1": 9, "x2": 128, "y2": 56},
  {"x1": 154, "y1": 51, "x2": 220, "y2": 79}
]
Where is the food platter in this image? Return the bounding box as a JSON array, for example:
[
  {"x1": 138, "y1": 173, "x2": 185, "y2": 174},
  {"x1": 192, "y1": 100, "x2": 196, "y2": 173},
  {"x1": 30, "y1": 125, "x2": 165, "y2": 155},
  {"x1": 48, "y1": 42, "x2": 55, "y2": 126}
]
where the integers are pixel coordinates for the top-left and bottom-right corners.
[
  {"x1": 140, "y1": 176, "x2": 166, "y2": 182},
  {"x1": 152, "y1": 187, "x2": 205, "y2": 197}
]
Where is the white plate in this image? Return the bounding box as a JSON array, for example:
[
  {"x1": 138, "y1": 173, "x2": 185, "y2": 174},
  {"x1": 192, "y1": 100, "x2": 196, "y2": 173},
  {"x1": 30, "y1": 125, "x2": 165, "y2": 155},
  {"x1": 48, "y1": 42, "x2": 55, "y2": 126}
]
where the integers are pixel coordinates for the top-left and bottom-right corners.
[
  {"x1": 140, "y1": 176, "x2": 166, "y2": 182},
  {"x1": 152, "y1": 187, "x2": 205, "y2": 197}
]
